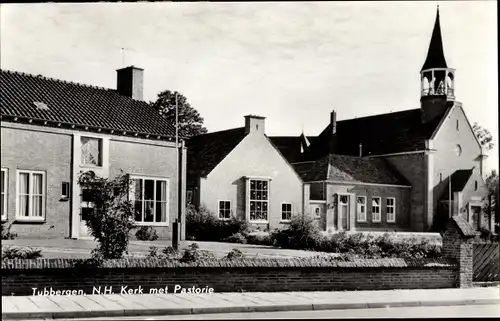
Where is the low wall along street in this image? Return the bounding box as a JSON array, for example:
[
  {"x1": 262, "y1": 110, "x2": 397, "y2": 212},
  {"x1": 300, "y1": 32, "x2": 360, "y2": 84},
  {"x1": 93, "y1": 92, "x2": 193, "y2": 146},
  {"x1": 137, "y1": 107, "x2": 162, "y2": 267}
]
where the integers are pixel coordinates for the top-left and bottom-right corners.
[{"x1": 1, "y1": 257, "x2": 457, "y2": 296}]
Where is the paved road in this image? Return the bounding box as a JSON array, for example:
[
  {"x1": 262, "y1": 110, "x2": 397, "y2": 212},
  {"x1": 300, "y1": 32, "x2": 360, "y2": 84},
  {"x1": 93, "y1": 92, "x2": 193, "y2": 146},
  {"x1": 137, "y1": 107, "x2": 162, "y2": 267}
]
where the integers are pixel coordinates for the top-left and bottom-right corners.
[{"x1": 19, "y1": 304, "x2": 500, "y2": 320}]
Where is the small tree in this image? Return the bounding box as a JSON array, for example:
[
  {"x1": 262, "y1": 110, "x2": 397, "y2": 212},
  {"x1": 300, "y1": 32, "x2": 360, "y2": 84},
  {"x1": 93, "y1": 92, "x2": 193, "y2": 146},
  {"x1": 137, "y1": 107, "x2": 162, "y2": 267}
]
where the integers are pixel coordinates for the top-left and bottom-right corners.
[
  {"x1": 77, "y1": 170, "x2": 137, "y2": 259},
  {"x1": 151, "y1": 90, "x2": 208, "y2": 138},
  {"x1": 484, "y1": 170, "x2": 499, "y2": 234},
  {"x1": 473, "y1": 122, "x2": 494, "y2": 151}
]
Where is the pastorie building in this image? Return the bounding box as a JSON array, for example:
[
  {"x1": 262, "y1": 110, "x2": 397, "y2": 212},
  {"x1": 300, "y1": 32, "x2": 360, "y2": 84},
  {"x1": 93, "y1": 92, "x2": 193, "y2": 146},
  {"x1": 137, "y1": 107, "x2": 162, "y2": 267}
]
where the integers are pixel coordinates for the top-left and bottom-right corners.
[{"x1": 1, "y1": 66, "x2": 186, "y2": 239}]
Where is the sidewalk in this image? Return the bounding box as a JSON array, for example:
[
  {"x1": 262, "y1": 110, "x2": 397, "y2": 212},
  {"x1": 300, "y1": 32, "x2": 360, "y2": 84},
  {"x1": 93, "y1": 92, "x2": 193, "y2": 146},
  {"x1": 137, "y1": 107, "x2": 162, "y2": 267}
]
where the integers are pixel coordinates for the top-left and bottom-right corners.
[{"x1": 2, "y1": 287, "x2": 499, "y2": 320}]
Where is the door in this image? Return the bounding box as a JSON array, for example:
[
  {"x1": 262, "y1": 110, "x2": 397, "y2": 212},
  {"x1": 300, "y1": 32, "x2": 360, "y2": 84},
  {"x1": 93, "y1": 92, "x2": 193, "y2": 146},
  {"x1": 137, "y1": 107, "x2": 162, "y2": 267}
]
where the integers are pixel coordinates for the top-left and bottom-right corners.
[
  {"x1": 310, "y1": 203, "x2": 326, "y2": 231},
  {"x1": 338, "y1": 195, "x2": 349, "y2": 231},
  {"x1": 471, "y1": 205, "x2": 482, "y2": 231},
  {"x1": 79, "y1": 188, "x2": 95, "y2": 238}
]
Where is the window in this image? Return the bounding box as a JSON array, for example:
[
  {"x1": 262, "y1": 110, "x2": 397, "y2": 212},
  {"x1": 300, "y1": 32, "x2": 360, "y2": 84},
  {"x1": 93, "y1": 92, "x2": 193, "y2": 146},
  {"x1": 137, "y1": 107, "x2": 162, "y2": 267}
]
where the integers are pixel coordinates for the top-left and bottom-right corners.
[
  {"x1": 281, "y1": 203, "x2": 292, "y2": 221},
  {"x1": 81, "y1": 137, "x2": 102, "y2": 166},
  {"x1": 454, "y1": 144, "x2": 462, "y2": 157},
  {"x1": 474, "y1": 181, "x2": 478, "y2": 191},
  {"x1": 456, "y1": 119, "x2": 459, "y2": 131},
  {"x1": 249, "y1": 179, "x2": 269, "y2": 221},
  {"x1": 16, "y1": 170, "x2": 46, "y2": 221},
  {"x1": 439, "y1": 173, "x2": 443, "y2": 182},
  {"x1": 356, "y1": 196, "x2": 366, "y2": 222},
  {"x1": 1, "y1": 169, "x2": 7, "y2": 220},
  {"x1": 130, "y1": 177, "x2": 169, "y2": 225},
  {"x1": 387, "y1": 197, "x2": 396, "y2": 223},
  {"x1": 371, "y1": 197, "x2": 381, "y2": 222},
  {"x1": 218, "y1": 201, "x2": 231, "y2": 220}
]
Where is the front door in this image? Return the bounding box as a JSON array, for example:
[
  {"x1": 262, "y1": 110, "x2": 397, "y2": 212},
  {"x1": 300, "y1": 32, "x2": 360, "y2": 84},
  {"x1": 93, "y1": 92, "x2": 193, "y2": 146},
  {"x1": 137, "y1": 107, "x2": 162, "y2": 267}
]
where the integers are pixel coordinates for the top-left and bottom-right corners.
[
  {"x1": 79, "y1": 188, "x2": 95, "y2": 238},
  {"x1": 471, "y1": 205, "x2": 482, "y2": 231},
  {"x1": 338, "y1": 195, "x2": 349, "y2": 231}
]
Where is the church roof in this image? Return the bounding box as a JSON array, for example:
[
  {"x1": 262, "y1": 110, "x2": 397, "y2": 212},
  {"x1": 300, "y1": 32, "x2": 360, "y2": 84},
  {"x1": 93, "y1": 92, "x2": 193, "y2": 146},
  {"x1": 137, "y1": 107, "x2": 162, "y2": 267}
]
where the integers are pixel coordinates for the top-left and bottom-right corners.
[
  {"x1": 297, "y1": 106, "x2": 451, "y2": 161},
  {"x1": 421, "y1": 8, "x2": 448, "y2": 71},
  {"x1": 269, "y1": 135, "x2": 318, "y2": 163}
]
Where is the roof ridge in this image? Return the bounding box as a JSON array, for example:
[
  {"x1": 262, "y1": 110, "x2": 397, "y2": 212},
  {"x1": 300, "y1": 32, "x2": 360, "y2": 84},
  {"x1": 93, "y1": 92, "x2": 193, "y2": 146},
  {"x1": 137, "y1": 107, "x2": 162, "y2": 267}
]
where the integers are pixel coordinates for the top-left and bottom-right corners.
[
  {"x1": 190, "y1": 126, "x2": 245, "y2": 139},
  {"x1": 1, "y1": 68, "x2": 114, "y2": 93},
  {"x1": 338, "y1": 108, "x2": 421, "y2": 123}
]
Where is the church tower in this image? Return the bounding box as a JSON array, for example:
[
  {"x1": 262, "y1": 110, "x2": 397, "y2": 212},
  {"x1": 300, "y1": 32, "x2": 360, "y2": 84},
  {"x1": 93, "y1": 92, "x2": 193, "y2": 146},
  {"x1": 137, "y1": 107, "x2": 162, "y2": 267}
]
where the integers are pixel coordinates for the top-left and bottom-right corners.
[{"x1": 420, "y1": 7, "x2": 455, "y2": 101}]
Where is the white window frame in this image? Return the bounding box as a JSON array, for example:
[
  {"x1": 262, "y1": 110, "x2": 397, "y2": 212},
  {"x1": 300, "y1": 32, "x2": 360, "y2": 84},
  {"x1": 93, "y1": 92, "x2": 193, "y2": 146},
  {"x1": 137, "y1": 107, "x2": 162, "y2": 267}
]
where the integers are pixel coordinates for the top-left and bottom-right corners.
[
  {"x1": 356, "y1": 196, "x2": 367, "y2": 222},
  {"x1": 15, "y1": 170, "x2": 46, "y2": 221},
  {"x1": 248, "y1": 178, "x2": 270, "y2": 223},
  {"x1": 281, "y1": 202, "x2": 292, "y2": 222},
  {"x1": 80, "y1": 136, "x2": 103, "y2": 167},
  {"x1": 1, "y1": 168, "x2": 7, "y2": 220},
  {"x1": 218, "y1": 200, "x2": 231, "y2": 220},
  {"x1": 371, "y1": 197, "x2": 381, "y2": 222},
  {"x1": 386, "y1": 197, "x2": 396, "y2": 223},
  {"x1": 129, "y1": 175, "x2": 170, "y2": 226}
]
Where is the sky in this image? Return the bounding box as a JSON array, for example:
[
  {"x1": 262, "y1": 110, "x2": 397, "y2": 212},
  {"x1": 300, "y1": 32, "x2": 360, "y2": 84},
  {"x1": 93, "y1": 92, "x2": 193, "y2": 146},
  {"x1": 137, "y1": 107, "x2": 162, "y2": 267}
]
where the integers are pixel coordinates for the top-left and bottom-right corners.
[{"x1": 1, "y1": 1, "x2": 497, "y2": 173}]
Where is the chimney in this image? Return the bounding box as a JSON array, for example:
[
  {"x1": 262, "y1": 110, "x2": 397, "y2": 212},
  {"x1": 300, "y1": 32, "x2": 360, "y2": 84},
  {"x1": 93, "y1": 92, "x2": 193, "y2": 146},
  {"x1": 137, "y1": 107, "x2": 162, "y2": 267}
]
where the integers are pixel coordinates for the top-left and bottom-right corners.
[
  {"x1": 116, "y1": 66, "x2": 144, "y2": 101},
  {"x1": 330, "y1": 110, "x2": 337, "y2": 134},
  {"x1": 329, "y1": 110, "x2": 337, "y2": 154},
  {"x1": 244, "y1": 115, "x2": 266, "y2": 135}
]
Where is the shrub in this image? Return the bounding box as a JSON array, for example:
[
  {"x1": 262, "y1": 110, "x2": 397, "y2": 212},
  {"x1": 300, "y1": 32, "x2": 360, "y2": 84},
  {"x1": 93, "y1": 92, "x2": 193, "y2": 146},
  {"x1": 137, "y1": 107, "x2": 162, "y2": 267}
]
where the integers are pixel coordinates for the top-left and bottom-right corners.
[
  {"x1": 147, "y1": 246, "x2": 158, "y2": 258},
  {"x1": 246, "y1": 233, "x2": 274, "y2": 246},
  {"x1": 180, "y1": 243, "x2": 215, "y2": 263},
  {"x1": 225, "y1": 248, "x2": 244, "y2": 260},
  {"x1": 186, "y1": 205, "x2": 249, "y2": 241},
  {"x1": 1, "y1": 222, "x2": 17, "y2": 240},
  {"x1": 162, "y1": 246, "x2": 182, "y2": 260},
  {"x1": 271, "y1": 215, "x2": 323, "y2": 250},
  {"x1": 1, "y1": 246, "x2": 42, "y2": 260},
  {"x1": 223, "y1": 232, "x2": 247, "y2": 244},
  {"x1": 77, "y1": 170, "x2": 137, "y2": 259},
  {"x1": 135, "y1": 226, "x2": 159, "y2": 241}
]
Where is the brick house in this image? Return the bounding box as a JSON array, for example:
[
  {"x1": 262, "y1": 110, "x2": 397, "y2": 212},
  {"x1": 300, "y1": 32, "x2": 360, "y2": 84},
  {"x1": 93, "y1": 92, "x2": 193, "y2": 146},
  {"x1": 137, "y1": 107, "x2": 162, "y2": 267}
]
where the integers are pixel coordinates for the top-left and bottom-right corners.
[
  {"x1": 1, "y1": 66, "x2": 186, "y2": 239},
  {"x1": 186, "y1": 115, "x2": 306, "y2": 231},
  {"x1": 276, "y1": 8, "x2": 490, "y2": 233},
  {"x1": 293, "y1": 155, "x2": 411, "y2": 232}
]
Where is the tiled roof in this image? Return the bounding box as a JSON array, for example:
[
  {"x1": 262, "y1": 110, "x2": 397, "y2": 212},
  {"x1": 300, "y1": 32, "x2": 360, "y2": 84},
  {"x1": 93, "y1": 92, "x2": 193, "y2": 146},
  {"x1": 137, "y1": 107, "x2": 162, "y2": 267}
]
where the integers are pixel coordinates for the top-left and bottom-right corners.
[
  {"x1": 293, "y1": 154, "x2": 410, "y2": 186},
  {"x1": 451, "y1": 215, "x2": 478, "y2": 237},
  {"x1": 298, "y1": 107, "x2": 450, "y2": 161},
  {"x1": 186, "y1": 127, "x2": 247, "y2": 186},
  {"x1": 1, "y1": 69, "x2": 176, "y2": 138},
  {"x1": 441, "y1": 169, "x2": 474, "y2": 200},
  {"x1": 269, "y1": 135, "x2": 318, "y2": 163}
]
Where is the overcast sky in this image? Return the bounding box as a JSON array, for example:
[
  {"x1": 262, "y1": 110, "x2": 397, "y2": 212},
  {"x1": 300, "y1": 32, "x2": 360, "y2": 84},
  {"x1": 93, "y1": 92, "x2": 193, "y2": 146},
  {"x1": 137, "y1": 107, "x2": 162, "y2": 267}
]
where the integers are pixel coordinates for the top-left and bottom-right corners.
[{"x1": 1, "y1": 1, "x2": 497, "y2": 172}]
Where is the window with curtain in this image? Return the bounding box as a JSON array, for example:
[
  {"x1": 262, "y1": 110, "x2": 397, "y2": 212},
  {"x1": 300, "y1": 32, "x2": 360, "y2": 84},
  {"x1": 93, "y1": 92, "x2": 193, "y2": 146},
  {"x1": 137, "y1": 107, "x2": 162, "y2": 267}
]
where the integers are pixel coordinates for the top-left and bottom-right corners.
[
  {"x1": 386, "y1": 197, "x2": 396, "y2": 222},
  {"x1": 371, "y1": 197, "x2": 381, "y2": 222},
  {"x1": 356, "y1": 196, "x2": 366, "y2": 222},
  {"x1": 281, "y1": 203, "x2": 292, "y2": 221},
  {"x1": 16, "y1": 170, "x2": 45, "y2": 220},
  {"x1": 130, "y1": 177, "x2": 168, "y2": 224}
]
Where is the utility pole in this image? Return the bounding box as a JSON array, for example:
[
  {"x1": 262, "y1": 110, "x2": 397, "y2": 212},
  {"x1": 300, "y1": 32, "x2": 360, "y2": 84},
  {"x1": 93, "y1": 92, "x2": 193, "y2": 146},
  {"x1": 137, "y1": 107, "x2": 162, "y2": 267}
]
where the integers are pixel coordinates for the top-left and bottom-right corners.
[{"x1": 172, "y1": 92, "x2": 181, "y2": 250}]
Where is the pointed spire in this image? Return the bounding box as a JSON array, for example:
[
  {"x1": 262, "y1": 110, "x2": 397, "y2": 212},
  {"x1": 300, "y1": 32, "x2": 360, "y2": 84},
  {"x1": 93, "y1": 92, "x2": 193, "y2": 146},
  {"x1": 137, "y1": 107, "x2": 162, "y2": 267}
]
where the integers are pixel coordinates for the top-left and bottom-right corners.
[{"x1": 421, "y1": 6, "x2": 448, "y2": 71}]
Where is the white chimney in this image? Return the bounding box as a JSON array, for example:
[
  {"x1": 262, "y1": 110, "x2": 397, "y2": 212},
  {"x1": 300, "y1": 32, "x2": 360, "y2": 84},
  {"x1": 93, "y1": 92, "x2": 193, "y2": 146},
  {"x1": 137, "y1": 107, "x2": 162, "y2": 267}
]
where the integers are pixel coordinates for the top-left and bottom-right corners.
[{"x1": 244, "y1": 115, "x2": 266, "y2": 134}]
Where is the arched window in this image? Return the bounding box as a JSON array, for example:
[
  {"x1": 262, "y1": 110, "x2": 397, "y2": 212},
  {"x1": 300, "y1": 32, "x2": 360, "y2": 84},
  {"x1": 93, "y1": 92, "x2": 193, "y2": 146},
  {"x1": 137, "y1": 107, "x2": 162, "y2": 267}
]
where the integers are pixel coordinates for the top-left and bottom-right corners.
[{"x1": 422, "y1": 76, "x2": 431, "y2": 95}]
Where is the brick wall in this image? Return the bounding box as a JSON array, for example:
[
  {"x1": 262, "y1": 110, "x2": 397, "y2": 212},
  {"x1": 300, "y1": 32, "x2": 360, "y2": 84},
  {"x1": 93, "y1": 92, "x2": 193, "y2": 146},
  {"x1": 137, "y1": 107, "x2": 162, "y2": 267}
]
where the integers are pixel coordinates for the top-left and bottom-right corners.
[
  {"x1": 324, "y1": 184, "x2": 411, "y2": 232},
  {"x1": 1, "y1": 258, "x2": 457, "y2": 296},
  {"x1": 1, "y1": 125, "x2": 72, "y2": 238}
]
